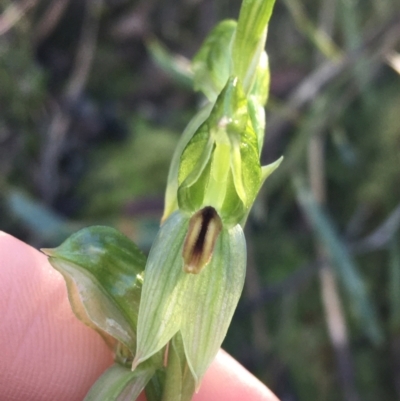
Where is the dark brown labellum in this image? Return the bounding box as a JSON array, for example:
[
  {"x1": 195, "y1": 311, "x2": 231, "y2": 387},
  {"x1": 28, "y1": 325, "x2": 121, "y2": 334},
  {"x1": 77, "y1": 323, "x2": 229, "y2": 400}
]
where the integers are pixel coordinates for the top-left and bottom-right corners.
[{"x1": 182, "y1": 206, "x2": 223, "y2": 274}]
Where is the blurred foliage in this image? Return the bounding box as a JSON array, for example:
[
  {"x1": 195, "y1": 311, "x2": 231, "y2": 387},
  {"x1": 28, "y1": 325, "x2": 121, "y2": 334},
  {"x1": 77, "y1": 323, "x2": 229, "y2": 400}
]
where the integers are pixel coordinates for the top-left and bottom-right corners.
[
  {"x1": 1, "y1": 0, "x2": 400, "y2": 400},
  {"x1": 79, "y1": 119, "x2": 178, "y2": 218}
]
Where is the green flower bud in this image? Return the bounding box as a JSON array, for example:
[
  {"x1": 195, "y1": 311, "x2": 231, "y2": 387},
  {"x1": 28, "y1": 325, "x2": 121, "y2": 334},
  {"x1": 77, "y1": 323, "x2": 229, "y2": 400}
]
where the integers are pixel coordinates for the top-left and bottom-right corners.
[
  {"x1": 177, "y1": 77, "x2": 262, "y2": 226},
  {"x1": 232, "y1": 0, "x2": 276, "y2": 92},
  {"x1": 162, "y1": 103, "x2": 214, "y2": 223},
  {"x1": 192, "y1": 19, "x2": 237, "y2": 102}
]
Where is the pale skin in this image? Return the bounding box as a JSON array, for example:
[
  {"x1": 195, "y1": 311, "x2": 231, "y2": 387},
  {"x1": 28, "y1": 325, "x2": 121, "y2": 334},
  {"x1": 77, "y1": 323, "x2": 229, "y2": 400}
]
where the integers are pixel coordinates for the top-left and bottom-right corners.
[{"x1": 0, "y1": 231, "x2": 280, "y2": 401}]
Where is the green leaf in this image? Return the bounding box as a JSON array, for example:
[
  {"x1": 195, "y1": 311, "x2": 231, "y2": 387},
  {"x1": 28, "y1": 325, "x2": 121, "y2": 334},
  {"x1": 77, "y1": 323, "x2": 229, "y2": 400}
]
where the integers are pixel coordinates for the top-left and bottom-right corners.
[
  {"x1": 232, "y1": 0, "x2": 276, "y2": 92},
  {"x1": 181, "y1": 222, "x2": 246, "y2": 385},
  {"x1": 192, "y1": 20, "x2": 237, "y2": 101},
  {"x1": 43, "y1": 226, "x2": 146, "y2": 353},
  {"x1": 134, "y1": 212, "x2": 190, "y2": 366},
  {"x1": 84, "y1": 363, "x2": 154, "y2": 401}
]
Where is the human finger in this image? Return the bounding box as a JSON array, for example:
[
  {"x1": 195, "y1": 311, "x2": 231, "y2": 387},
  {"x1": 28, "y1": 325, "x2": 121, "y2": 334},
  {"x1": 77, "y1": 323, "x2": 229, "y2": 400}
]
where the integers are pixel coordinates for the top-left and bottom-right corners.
[
  {"x1": 194, "y1": 350, "x2": 280, "y2": 401},
  {"x1": 0, "y1": 232, "x2": 113, "y2": 401}
]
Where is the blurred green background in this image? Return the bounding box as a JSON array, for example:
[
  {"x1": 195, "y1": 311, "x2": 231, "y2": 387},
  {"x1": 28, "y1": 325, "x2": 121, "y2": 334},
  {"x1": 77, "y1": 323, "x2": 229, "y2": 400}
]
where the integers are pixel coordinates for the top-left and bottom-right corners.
[{"x1": 1, "y1": 0, "x2": 400, "y2": 400}]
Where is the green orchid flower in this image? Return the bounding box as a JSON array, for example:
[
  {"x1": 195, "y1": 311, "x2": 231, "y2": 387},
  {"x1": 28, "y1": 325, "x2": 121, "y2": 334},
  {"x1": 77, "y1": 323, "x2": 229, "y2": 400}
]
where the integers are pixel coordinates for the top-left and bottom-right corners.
[
  {"x1": 45, "y1": 1, "x2": 280, "y2": 400},
  {"x1": 133, "y1": 209, "x2": 246, "y2": 388},
  {"x1": 133, "y1": 0, "x2": 280, "y2": 396}
]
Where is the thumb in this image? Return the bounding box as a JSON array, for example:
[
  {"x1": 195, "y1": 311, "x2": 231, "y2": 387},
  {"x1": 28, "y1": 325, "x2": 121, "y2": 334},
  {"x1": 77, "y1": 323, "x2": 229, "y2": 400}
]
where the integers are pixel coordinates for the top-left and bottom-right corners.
[{"x1": 0, "y1": 232, "x2": 113, "y2": 401}]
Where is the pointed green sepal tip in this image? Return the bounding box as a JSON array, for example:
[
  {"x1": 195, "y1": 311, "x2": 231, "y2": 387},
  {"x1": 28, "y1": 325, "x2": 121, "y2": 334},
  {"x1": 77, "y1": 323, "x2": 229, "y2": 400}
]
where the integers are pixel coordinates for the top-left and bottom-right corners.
[
  {"x1": 261, "y1": 156, "x2": 283, "y2": 183},
  {"x1": 134, "y1": 210, "x2": 246, "y2": 387}
]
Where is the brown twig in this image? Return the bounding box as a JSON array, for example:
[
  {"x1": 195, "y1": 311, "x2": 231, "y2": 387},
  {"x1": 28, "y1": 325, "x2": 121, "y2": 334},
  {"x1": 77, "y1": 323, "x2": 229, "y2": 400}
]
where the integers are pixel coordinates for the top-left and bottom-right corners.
[{"x1": 0, "y1": 0, "x2": 39, "y2": 36}]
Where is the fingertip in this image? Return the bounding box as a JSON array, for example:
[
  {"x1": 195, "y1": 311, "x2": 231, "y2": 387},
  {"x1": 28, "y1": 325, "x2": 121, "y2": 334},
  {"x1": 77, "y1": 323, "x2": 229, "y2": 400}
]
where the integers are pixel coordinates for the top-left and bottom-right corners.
[
  {"x1": 194, "y1": 350, "x2": 280, "y2": 401},
  {"x1": 0, "y1": 233, "x2": 113, "y2": 401}
]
